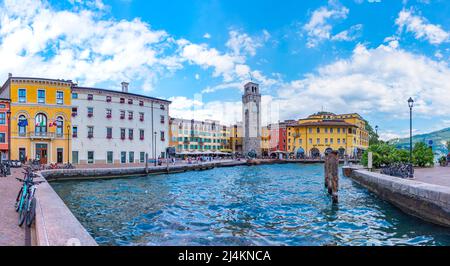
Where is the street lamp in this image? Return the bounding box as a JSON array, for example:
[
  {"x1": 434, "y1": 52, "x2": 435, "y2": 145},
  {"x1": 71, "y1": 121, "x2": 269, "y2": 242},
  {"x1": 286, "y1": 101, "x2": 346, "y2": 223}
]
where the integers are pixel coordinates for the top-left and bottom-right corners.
[
  {"x1": 408, "y1": 97, "x2": 414, "y2": 178},
  {"x1": 375, "y1": 125, "x2": 378, "y2": 136},
  {"x1": 66, "y1": 124, "x2": 70, "y2": 165},
  {"x1": 7, "y1": 110, "x2": 11, "y2": 162}
]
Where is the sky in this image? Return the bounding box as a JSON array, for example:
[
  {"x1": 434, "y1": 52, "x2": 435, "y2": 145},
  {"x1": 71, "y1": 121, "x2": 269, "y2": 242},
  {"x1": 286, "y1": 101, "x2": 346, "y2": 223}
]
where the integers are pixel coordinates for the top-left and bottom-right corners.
[{"x1": 0, "y1": 0, "x2": 449, "y2": 140}]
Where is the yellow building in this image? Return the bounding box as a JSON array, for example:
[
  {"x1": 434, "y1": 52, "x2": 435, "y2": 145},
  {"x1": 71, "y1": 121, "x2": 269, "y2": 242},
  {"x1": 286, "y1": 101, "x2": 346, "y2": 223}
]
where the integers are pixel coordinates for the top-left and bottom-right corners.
[
  {"x1": 230, "y1": 123, "x2": 243, "y2": 154},
  {"x1": 0, "y1": 76, "x2": 72, "y2": 164},
  {"x1": 286, "y1": 112, "x2": 369, "y2": 159},
  {"x1": 261, "y1": 126, "x2": 270, "y2": 156}
]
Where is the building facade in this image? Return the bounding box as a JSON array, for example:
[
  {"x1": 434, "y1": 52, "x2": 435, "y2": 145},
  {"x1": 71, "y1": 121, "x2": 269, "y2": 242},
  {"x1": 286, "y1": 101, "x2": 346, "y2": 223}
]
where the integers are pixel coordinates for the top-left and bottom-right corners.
[
  {"x1": 261, "y1": 126, "x2": 270, "y2": 156},
  {"x1": 169, "y1": 118, "x2": 230, "y2": 153},
  {"x1": 0, "y1": 76, "x2": 72, "y2": 164},
  {"x1": 268, "y1": 120, "x2": 293, "y2": 153},
  {"x1": 286, "y1": 112, "x2": 369, "y2": 158},
  {"x1": 71, "y1": 83, "x2": 170, "y2": 165},
  {"x1": 230, "y1": 122, "x2": 243, "y2": 155},
  {"x1": 242, "y1": 82, "x2": 261, "y2": 157},
  {"x1": 0, "y1": 98, "x2": 10, "y2": 161}
]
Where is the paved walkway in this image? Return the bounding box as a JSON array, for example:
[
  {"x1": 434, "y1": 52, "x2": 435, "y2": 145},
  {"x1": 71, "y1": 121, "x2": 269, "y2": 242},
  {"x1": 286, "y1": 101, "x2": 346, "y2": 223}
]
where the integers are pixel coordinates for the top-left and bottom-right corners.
[
  {"x1": 0, "y1": 168, "x2": 35, "y2": 246},
  {"x1": 414, "y1": 166, "x2": 450, "y2": 187}
]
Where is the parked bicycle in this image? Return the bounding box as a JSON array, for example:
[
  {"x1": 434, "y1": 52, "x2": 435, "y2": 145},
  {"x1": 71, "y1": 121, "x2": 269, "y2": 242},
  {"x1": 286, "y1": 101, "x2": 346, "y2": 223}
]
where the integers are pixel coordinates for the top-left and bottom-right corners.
[{"x1": 15, "y1": 167, "x2": 44, "y2": 227}]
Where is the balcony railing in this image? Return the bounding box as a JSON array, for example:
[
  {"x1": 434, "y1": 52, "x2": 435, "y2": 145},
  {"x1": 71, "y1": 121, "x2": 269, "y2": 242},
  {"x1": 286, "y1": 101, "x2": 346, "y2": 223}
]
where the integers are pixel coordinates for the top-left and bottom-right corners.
[{"x1": 29, "y1": 132, "x2": 55, "y2": 139}]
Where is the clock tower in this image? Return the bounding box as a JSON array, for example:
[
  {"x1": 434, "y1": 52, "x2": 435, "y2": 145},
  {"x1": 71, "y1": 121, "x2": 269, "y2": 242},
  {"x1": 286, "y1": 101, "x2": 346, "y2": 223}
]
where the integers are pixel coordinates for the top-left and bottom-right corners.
[{"x1": 242, "y1": 82, "x2": 261, "y2": 157}]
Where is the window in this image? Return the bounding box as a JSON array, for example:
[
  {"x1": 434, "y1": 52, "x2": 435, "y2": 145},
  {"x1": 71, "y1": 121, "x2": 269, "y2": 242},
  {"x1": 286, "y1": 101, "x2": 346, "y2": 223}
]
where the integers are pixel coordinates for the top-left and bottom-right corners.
[
  {"x1": 87, "y1": 107, "x2": 94, "y2": 117},
  {"x1": 139, "y1": 100, "x2": 144, "y2": 106},
  {"x1": 308, "y1": 128, "x2": 312, "y2": 134},
  {"x1": 121, "y1": 151, "x2": 126, "y2": 163},
  {"x1": 56, "y1": 91, "x2": 64, "y2": 105},
  {"x1": 160, "y1": 104, "x2": 165, "y2": 110},
  {"x1": 330, "y1": 128, "x2": 334, "y2": 133},
  {"x1": 87, "y1": 94, "x2": 93, "y2": 100},
  {"x1": 38, "y1": 90, "x2": 45, "y2": 103},
  {"x1": 72, "y1": 151, "x2": 79, "y2": 164},
  {"x1": 128, "y1": 129, "x2": 133, "y2": 140},
  {"x1": 87, "y1": 151, "x2": 94, "y2": 164},
  {"x1": 129, "y1": 152, "x2": 134, "y2": 163},
  {"x1": 337, "y1": 138, "x2": 341, "y2": 144},
  {"x1": 139, "y1": 129, "x2": 144, "y2": 140},
  {"x1": 343, "y1": 139, "x2": 346, "y2": 144},
  {"x1": 72, "y1": 107, "x2": 78, "y2": 117},
  {"x1": 106, "y1": 127, "x2": 112, "y2": 139},
  {"x1": 317, "y1": 128, "x2": 320, "y2": 133},
  {"x1": 120, "y1": 110, "x2": 125, "y2": 119},
  {"x1": 325, "y1": 128, "x2": 328, "y2": 133},
  {"x1": 317, "y1": 138, "x2": 320, "y2": 144},
  {"x1": 106, "y1": 96, "x2": 111, "y2": 102},
  {"x1": 325, "y1": 138, "x2": 328, "y2": 144},
  {"x1": 160, "y1": 115, "x2": 165, "y2": 124},
  {"x1": 72, "y1": 93, "x2": 78, "y2": 99},
  {"x1": 56, "y1": 116, "x2": 63, "y2": 137},
  {"x1": 139, "y1": 112, "x2": 144, "y2": 121},
  {"x1": 120, "y1": 128, "x2": 126, "y2": 139},
  {"x1": 18, "y1": 89, "x2": 26, "y2": 103},
  {"x1": 87, "y1": 126, "x2": 94, "y2": 138},
  {"x1": 72, "y1": 126, "x2": 78, "y2": 138},
  {"x1": 338, "y1": 128, "x2": 341, "y2": 134},
  {"x1": 35, "y1": 113, "x2": 47, "y2": 135},
  {"x1": 106, "y1": 109, "x2": 112, "y2": 118},
  {"x1": 18, "y1": 115, "x2": 27, "y2": 136},
  {"x1": 107, "y1": 151, "x2": 113, "y2": 164},
  {"x1": 160, "y1": 131, "x2": 165, "y2": 141},
  {"x1": 120, "y1": 98, "x2": 125, "y2": 103},
  {"x1": 128, "y1": 99, "x2": 133, "y2": 104},
  {"x1": 128, "y1": 111, "x2": 133, "y2": 120},
  {"x1": 0, "y1": 133, "x2": 5, "y2": 143},
  {"x1": 0, "y1": 113, "x2": 5, "y2": 125},
  {"x1": 140, "y1": 152, "x2": 145, "y2": 163}
]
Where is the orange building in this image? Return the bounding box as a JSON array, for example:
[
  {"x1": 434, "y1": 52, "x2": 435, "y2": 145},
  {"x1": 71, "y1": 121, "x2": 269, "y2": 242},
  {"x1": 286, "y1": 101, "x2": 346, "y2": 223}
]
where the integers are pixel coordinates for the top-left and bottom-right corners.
[{"x1": 0, "y1": 98, "x2": 10, "y2": 161}]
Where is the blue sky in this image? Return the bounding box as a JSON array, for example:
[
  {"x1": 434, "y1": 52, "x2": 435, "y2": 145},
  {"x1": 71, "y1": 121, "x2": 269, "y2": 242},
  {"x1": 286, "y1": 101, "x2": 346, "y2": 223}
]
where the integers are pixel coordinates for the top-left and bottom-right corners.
[{"x1": 0, "y1": 0, "x2": 449, "y2": 140}]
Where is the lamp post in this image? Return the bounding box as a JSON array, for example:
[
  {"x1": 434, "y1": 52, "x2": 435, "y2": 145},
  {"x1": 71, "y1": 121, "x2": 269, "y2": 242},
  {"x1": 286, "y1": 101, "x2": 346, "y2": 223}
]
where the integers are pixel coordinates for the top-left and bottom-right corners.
[
  {"x1": 375, "y1": 125, "x2": 378, "y2": 136},
  {"x1": 7, "y1": 110, "x2": 11, "y2": 162},
  {"x1": 66, "y1": 124, "x2": 70, "y2": 165},
  {"x1": 154, "y1": 131, "x2": 157, "y2": 166},
  {"x1": 408, "y1": 97, "x2": 414, "y2": 178}
]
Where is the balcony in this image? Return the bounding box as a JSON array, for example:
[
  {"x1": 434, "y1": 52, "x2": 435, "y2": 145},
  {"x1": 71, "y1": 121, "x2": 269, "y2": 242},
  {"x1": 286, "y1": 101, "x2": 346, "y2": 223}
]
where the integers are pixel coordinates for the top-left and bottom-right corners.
[
  {"x1": 88, "y1": 113, "x2": 93, "y2": 117},
  {"x1": 120, "y1": 115, "x2": 125, "y2": 120},
  {"x1": 128, "y1": 116, "x2": 133, "y2": 120},
  {"x1": 29, "y1": 132, "x2": 55, "y2": 139},
  {"x1": 106, "y1": 114, "x2": 112, "y2": 119}
]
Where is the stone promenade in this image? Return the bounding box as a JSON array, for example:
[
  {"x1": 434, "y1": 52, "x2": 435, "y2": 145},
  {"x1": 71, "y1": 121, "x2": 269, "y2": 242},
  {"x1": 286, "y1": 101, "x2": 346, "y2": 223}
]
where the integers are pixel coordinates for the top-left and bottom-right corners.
[{"x1": 414, "y1": 167, "x2": 450, "y2": 187}]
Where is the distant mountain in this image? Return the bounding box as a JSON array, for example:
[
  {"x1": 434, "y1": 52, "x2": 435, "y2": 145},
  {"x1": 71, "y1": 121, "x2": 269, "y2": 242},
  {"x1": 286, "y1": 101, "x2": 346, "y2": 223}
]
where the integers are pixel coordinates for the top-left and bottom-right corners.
[{"x1": 388, "y1": 127, "x2": 450, "y2": 157}]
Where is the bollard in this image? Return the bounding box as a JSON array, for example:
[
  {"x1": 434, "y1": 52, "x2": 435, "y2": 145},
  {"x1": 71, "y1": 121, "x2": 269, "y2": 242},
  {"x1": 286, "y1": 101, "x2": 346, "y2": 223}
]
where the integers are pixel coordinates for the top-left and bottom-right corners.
[
  {"x1": 344, "y1": 154, "x2": 349, "y2": 166},
  {"x1": 324, "y1": 153, "x2": 329, "y2": 189},
  {"x1": 329, "y1": 151, "x2": 339, "y2": 204},
  {"x1": 145, "y1": 153, "x2": 148, "y2": 174}
]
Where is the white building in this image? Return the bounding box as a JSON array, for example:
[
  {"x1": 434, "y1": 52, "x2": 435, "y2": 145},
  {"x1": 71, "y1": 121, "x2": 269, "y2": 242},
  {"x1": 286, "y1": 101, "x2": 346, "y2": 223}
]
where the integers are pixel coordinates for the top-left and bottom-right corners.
[
  {"x1": 242, "y1": 82, "x2": 261, "y2": 157},
  {"x1": 71, "y1": 82, "x2": 170, "y2": 165}
]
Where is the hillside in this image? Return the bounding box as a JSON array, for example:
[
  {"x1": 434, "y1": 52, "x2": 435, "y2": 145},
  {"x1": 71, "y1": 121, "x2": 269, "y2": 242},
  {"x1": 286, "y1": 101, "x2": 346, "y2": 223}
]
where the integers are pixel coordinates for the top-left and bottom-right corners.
[{"x1": 388, "y1": 127, "x2": 450, "y2": 157}]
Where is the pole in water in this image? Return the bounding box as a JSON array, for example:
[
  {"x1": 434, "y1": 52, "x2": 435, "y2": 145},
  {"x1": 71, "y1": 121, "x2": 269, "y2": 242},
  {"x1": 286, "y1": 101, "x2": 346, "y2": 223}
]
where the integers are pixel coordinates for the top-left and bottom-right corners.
[
  {"x1": 324, "y1": 153, "x2": 329, "y2": 189},
  {"x1": 329, "y1": 150, "x2": 339, "y2": 204}
]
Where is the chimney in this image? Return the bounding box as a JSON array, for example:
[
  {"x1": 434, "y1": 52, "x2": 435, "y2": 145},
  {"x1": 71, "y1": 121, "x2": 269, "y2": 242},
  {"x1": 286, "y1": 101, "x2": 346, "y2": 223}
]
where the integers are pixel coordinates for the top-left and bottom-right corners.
[
  {"x1": 8, "y1": 73, "x2": 12, "y2": 78},
  {"x1": 121, "y1": 81, "x2": 129, "y2": 93}
]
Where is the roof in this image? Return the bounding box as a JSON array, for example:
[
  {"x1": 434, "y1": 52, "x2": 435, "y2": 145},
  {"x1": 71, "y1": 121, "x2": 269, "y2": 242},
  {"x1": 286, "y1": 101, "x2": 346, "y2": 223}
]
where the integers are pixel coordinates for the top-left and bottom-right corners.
[
  {"x1": 73, "y1": 86, "x2": 171, "y2": 104},
  {"x1": 290, "y1": 120, "x2": 357, "y2": 127}
]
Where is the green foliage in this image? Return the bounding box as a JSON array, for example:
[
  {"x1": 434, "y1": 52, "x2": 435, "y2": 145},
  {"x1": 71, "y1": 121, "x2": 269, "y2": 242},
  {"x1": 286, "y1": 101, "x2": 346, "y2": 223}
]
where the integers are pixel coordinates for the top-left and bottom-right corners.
[
  {"x1": 438, "y1": 156, "x2": 447, "y2": 166},
  {"x1": 362, "y1": 142, "x2": 433, "y2": 168},
  {"x1": 446, "y1": 141, "x2": 450, "y2": 151},
  {"x1": 412, "y1": 142, "x2": 434, "y2": 167},
  {"x1": 365, "y1": 120, "x2": 380, "y2": 145}
]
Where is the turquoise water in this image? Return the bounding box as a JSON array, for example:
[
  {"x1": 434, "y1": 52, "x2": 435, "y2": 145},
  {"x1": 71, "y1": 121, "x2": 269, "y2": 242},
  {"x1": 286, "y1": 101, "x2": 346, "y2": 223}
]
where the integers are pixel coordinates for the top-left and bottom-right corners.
[{"x1": 51, "y1": 164, "x2": 450, "y2": 246}]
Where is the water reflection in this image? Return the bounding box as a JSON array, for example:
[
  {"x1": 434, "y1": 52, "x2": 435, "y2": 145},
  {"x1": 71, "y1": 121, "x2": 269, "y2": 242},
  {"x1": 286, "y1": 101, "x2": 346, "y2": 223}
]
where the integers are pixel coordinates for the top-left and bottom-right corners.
[{"x1": 51, "y1": 164, "x2": 450, "y2": 246}]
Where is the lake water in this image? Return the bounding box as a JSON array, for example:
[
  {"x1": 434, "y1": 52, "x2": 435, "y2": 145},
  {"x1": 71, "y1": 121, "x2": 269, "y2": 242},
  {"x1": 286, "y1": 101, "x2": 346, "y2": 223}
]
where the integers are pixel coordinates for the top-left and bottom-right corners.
[{"x1": 51, "y1": 164, "x2": 450, "y2": 246}]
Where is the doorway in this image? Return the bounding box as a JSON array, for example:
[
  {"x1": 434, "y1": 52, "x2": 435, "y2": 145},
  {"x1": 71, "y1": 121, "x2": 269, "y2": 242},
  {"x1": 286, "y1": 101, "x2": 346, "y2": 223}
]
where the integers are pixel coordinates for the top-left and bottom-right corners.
[
  {"x1": 19, "y1": 148, "x2": 26, "y2": 163},
  {"x1": 57, "y1": 148, "x2": 63, "y2": 163},
  {"x1": 35, "y1": 143, "x2": 48, "y2": 164}
]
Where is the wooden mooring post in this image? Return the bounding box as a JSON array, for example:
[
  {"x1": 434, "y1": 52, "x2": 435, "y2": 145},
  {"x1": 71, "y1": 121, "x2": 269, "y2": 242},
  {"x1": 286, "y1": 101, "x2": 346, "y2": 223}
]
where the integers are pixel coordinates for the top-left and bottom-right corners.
[
  {"x1": 324, "y1": 151, "x2": 339, "y2": 203},
  {"x1": 145, "y1": 153, "x2": 149, "y2": 174}
]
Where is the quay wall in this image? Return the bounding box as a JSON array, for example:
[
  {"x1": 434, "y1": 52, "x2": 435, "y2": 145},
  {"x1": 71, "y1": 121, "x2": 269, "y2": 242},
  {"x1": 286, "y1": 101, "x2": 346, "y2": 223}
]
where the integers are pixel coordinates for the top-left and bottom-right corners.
[{"x1": 343, "y1": 167, "x2": 450, "y2": 227}]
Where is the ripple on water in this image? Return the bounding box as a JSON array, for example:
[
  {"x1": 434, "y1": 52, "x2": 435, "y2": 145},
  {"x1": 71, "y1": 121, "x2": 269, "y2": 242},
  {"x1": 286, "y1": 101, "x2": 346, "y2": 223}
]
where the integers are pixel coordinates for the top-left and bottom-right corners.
[{"x1": 51, "y1": 164, "x2": 450, "y2": 246}]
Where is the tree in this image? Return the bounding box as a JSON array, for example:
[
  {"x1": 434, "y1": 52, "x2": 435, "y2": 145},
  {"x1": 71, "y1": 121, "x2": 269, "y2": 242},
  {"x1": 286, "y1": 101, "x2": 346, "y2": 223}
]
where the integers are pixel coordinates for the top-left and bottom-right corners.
[
  {"x1": 361, "y1": 143, "x2": 403, "y2": 168},
  {"x1": 413, "y1": 142, "x2": 434, "y2": 167},
  {"x1": 365, "y1": 120, "x2": 381, "y2": 145}
]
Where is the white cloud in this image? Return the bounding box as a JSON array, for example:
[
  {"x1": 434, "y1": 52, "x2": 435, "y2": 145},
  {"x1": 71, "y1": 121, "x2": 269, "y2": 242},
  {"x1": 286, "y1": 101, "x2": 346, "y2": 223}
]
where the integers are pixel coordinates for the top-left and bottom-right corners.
[
  {"x1": 0, "y1": 0, "x2": 179, "y2": 91},
  {"x1": 226, "y1": 29, "x2": 270, "y2": 56},
  {"x1": 303, "y1": 1, "x2": 349, "y2": 48},
  {"x1": 195, "y1": 73, "x2": 200, "y2": 80},
  {"x1": 395, "y1": 8, "x2": 449, "y2": 45},
  {"x1": 331, "y1": 24, "x2": 363, "y2": 41},
  {"x1": 203, "y1": 33, "x2": 211, "y2": 39}
]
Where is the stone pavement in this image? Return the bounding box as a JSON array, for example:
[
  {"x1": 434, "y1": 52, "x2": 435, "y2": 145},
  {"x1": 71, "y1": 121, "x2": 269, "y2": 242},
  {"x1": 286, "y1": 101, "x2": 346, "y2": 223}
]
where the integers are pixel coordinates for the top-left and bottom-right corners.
[
  {"x1": 0, "y1": 168, "x2": 35, "y2": 246},
  {"x1": 414, "y1": 166, "x2": 450, "y2": 187}
]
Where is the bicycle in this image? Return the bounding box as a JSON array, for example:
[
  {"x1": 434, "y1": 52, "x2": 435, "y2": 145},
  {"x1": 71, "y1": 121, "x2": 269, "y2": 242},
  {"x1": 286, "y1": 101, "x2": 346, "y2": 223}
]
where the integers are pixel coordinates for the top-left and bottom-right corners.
[{"x1": 15, "y1": 168, "x2": 44, "y2": 227}]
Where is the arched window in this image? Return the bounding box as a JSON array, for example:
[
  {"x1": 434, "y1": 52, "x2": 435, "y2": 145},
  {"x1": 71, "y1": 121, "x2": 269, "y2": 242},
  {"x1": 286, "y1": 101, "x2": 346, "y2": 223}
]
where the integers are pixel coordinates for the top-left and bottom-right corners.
[
  {"x1": 18, "y1": 115, "x2": 27, "y2": 136},
  {"x1": 35, "y1": 113, "x2": 47, "y2": 136},
  {"x1": 56, "y1": 116, "x2": 64, "y2": 137}
]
